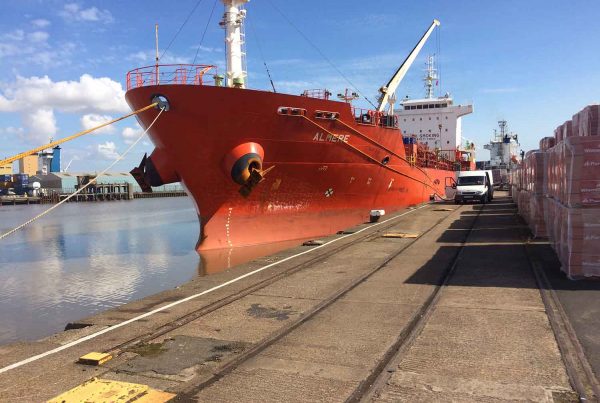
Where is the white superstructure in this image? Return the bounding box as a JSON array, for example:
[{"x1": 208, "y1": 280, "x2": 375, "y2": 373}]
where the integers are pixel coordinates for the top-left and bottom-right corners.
[
  {"x1": 220, "y1": 0, "x2": 248, "y2": 88},
  {"x1": 394, "y1": 56, "x2": 473, "y2": 158},
  {"x1": 483, "y1": 120, "x2": 520, "y2": 169}
]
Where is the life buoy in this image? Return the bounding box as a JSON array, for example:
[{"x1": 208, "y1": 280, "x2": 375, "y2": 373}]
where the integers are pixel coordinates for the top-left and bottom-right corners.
[{"x1": 222, "y1": 142, "x2": 264, "y2": 185}]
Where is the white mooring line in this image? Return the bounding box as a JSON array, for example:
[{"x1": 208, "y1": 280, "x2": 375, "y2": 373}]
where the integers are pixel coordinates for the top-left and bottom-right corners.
[{"x1": 0, "y1": 108, "x2": 165, "y2": 242}]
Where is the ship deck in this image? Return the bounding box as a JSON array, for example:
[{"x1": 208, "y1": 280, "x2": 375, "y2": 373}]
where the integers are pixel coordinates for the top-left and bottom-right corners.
[{"x1": 1, "y1": 191, "x2": 598, "y2": 402}]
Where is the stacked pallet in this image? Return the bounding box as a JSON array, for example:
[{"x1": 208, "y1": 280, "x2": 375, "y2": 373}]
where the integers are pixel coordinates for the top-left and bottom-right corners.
[
  {"x1": 539, "y1": 136, "x2": 555, "y2": 151},
  {"x1": 514, "y1": 151, "x2": 546, "y2": 237},
  {"x1": 511, "y1": 104, "x2": 600, "y2": 279}
]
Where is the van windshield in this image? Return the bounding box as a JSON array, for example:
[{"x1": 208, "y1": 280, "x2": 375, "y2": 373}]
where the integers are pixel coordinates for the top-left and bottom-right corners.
[{"x1": 457, "y1": 176, "x2": 485, "y2": 186}]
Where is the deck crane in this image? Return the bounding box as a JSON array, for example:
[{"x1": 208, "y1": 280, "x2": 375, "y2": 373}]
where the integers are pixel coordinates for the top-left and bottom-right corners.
[{"x1": 377, "y1": 19, "x2": 440, "y2": 114}]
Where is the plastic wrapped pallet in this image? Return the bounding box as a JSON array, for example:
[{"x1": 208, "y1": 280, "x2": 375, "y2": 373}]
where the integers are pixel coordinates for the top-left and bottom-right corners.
[
  {"x1": 563, "y1": 120, "x2": 574, "y2": 139},
  {"x1": 572, "y1": 111, "x2": 581, "y2": 137},
  {"x1": 555, "y1": 124, "x2": 564, "y2": 143},
  {"x1": 576, "y1": 105, "x2": 600, "y2": 137},
  {"x1": 548, "y1": 143, "x2": 564, "y2": 199},
  {"x1": 525, "y1": 151, "x2": 545, "y2": 195},
  {"x1": 518, "y1": 190, "x2": 532, "y2": 225},
  {"x1": 528, "y1": 194, "x2": 547, "y2": 237},
  {"x1": 562, "y1": 136, "x2": 600, "y2": 207},
  {"x1": 560, "y1": 204, "x2": 600, "y2": 279},
  {"x1": 539, "y1": 136, "x2": 555, "y2": 151},
  {"x1": 543, "y1": 197, "x2": 556, "y2": 245}
]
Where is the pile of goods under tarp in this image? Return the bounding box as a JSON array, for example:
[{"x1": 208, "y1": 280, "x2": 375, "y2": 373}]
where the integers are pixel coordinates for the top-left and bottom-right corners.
[{"x1": 511, "y1": 104, "x2": 600, "y2": 279}]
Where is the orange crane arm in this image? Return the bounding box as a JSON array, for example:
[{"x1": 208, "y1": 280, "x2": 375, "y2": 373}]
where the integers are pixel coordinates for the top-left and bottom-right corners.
[{"x1": 0, "y1": 102, "x2": 158, "y2": 167}]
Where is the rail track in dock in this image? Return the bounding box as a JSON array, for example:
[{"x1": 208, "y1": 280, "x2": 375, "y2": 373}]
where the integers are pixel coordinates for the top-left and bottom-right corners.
[{"x1": 1, "y1": 193, "x2": 597, "y2": 402}]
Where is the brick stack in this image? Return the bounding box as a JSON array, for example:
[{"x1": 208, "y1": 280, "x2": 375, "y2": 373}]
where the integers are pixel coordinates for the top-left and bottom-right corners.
[
  {"x1": 577, "y1": 105, "x2": 600, "y2": 136},
  {"x1": 526, "y1": 151, "x2": 547, "y2": 237},
  {"x1": 511, "y1": 104, "x2": 600, "y2": 279},
  {"x1": 539, "y1": 136, "x2": 555, "y2": 151}
]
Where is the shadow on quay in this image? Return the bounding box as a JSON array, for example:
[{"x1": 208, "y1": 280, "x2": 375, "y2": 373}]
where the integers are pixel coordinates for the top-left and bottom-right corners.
[{"x1": 405, "y1": 194, "x2": 600, "y2": 379}]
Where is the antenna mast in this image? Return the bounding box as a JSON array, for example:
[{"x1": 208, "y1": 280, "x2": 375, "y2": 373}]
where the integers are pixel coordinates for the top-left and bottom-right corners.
[
  {"x1": 220, "y1": 0, "x2": 249, "y2": 88},
  {"x1": 424, "y1": 55, "x2": 438, "y2": 99},
  {"x1": 498, "y1": 120, "x2": 507, "y2": 141}
]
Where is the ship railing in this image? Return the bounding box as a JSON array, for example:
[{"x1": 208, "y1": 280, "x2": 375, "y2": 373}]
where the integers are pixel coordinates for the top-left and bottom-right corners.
[
  {"x1": 301, "y1": 89, "x2": 332, "y2": 100},
  {"x1": 437, "y1": 149, "x2": 459, "y2": 162},
  {"x1": 352, "y1": 108, "x2": 398, "y2": 128},
  {"x1": 413, "y1": 148, "x2": 457, "y2": 171},
  {"x1": 126, "y1": 64, "x2": 219, "y2": 90}
]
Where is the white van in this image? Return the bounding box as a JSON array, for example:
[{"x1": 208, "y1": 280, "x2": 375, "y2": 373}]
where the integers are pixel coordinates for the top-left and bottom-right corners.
[{"x1": 454, "y1": 170, "x2": 494, "y2": 204}]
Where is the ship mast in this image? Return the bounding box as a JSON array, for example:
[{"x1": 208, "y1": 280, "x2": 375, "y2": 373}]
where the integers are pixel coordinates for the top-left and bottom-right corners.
[
  {"x1": 424, "y1": 55, "x2": 438, "y2": 99},
  {"x1": 220, "y1": 0, "x2": 249, "y2": 88}
]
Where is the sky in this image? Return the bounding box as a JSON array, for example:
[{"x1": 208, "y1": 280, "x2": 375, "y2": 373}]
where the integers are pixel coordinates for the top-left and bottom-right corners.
[{"x1": 0, "y1": 0, "x2": 599, "y2": 172}]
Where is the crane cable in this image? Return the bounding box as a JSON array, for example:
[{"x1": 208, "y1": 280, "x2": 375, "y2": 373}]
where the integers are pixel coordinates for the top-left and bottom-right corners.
[
  {"x1": 247, "y1": 18, "x2": 276, "y2": 93},
  {"x1": 0, "y1": 107, "x2": 166, "y2": 242},
  {"x1": 191, "y1": 0, "x2": 219, "y2": 66},
  {"x1": 160, "y1": 0, "x2": 206, "y2": 61},
  {"x1": 265, "y1": 0, "x2": 376, "y2": 109},
  {"x1": 0, "y1": 103, "x2": 158, "y2": 168}
]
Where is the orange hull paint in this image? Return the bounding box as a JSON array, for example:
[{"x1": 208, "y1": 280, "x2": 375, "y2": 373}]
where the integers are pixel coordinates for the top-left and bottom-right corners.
[{"x1": 125, "y1": 85, "x2": 453, "y2": 251}]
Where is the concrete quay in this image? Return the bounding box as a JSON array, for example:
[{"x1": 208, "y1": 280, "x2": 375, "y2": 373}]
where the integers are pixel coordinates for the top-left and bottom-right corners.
[{"x1": 0, "y1": 192, "x2": 598, "y2": 402}]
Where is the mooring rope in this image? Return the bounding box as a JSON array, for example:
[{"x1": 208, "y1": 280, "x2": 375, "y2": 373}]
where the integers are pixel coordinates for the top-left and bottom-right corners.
[
  {"x1": 0, "y1": 103, "x2": 158, "y2": 167},
  {"x1": 0, "y1": 107, "x2": 165, "y2": 242}
]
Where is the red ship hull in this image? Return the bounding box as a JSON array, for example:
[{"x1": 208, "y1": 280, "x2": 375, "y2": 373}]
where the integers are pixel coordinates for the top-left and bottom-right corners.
[{"x1": 126, "y1": 84, "x2": 453, "y2": 252}]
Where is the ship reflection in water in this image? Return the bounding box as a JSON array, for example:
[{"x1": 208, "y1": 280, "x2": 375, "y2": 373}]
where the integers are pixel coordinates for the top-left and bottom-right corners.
[{"x1": 0, "y1": 197, "x2": 303, "y2": 345}]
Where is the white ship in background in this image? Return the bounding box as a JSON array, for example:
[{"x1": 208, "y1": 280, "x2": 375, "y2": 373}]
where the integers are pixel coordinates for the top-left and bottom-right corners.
[
  {"x1": 395, "y1": 55, "x2": 474, "y2": 162},
  {"x1": 483, "y1": 120, "x2": 521, "y2": 170}
]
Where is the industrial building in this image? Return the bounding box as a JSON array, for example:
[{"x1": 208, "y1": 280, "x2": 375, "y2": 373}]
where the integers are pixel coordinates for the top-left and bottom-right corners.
[
  {"x1": 0, "y1": 162, "x2": 11, "y2": 175},
  {"x1": 37, "y1": 146, "x2": 61, "y2": 175},
  {"x1": 32, "y1": 172, "x2": 143, "y2": 191},
  {"x1": 18, "y1": 155, "x2": 38, "y2": 176}
]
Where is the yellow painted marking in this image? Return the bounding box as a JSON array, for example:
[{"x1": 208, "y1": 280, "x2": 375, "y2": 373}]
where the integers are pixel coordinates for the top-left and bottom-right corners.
[
  {"x1": 382, "y1": 233, "x2": 419, "y2": 239},
  {"x1": 433, "y1": 208, "x2": 453, "y2": 211},
  {"x1": 78, "y1": 352, "x2": 112, "y2": 366},
  {"x1": 136, "y1": 390, "x2": 177, "y2": 402},
  {"x1": 47, "y1": 378, "x2": 175, "y2": 403}
]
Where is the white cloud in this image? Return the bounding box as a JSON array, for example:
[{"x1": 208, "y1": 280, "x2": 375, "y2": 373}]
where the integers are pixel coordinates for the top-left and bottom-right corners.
[
  {"x1": 81, "y1": 114, "x2": 114, "y2": 134},
  {"x1": 96, "y1": 141, "x2": 119, "y2": 160},
  {"x1": 0, "y1": 27, "x2": 71, "y2": 67},
  {"x1": 128, "y1": 50, "x2": 190, "y2": 65},
  {"x1": 0, "y1": 126, "x2": 24, "y2": 136},
  {"x1": 60, "y1": 3, "x2": 114, "y2": 24},
  {"x1": 0, "y1": 74, "x2": 128, "y2": 147},
  {"x1": 3, "y1": 30, "x2": 25, "y2": 41},
  {"x1": 0, "y1": 74, "x2": 129, "y2": 114},
  {"x1": 31, "y1": 19, "x2": 51, "y2": 28},
  {"x1": 27, "y1": 31, "x2": 49, "y2": 43},
  {"x1": 21, "y1": 107, "x2": 57, "y2": 143},
  {"x1": 121, "y1": 123, "x2": 143, "y2": 144}
]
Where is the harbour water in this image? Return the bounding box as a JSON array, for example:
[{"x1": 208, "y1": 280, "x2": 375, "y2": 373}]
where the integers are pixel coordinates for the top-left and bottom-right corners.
[{"x1": 0, "y1": 198, "x2": 304, "y2": 345}]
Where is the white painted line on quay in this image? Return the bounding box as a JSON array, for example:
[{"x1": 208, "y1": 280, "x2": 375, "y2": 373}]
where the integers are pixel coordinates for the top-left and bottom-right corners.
[{"x1": 0, "y1": 204, "x2": 430, "y2": 375}]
